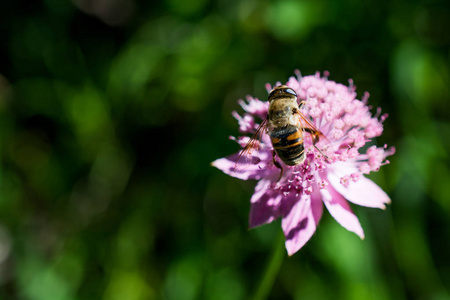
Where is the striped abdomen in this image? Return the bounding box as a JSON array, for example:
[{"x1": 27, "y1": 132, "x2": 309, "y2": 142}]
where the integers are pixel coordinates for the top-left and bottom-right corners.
[{"x1": 270, "y1": 125, "x2": 305, "y2": 166}]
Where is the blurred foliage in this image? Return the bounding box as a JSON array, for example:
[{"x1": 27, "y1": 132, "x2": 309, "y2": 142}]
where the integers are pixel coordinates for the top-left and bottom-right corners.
[{"x1": 0, "y1": 0, "x2": 449, "y2": 299}]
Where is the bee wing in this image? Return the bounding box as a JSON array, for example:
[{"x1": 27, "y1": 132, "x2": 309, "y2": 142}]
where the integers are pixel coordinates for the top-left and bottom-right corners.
[
  {"x1": 294, "y1": 111, "x2": 328, "y2": 144},
  {"x1": 234, "y1": 118, "x2": 269, "y2": 172}
]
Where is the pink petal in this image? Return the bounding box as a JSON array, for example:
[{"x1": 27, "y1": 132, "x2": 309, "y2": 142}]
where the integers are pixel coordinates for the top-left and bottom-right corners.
[
  {"x1": 320, "y1": 185, "x2": 365, "y2": 239},
  {"x1": 249, "y1": 179, "x2": 282, "y2": 228},
  {"x1": 328, "y1": 165, "x2": 390, "y2": 209},
  {"x1": 281, "y1": 192, "x2": 323, "y2": 255},
  {"x1": 211, "y1": 152, "x2": 278, "y2": 181}
]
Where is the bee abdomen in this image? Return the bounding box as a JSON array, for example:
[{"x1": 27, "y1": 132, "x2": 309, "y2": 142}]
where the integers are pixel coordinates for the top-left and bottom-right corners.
[{"x1": 270, "y1": 125, "x2": 305, "y2": 166}]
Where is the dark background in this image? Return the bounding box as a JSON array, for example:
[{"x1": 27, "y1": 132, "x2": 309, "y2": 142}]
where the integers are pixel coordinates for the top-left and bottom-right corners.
[{"x1": 0, "y1": 0, "x2": 449, "y2": 299}]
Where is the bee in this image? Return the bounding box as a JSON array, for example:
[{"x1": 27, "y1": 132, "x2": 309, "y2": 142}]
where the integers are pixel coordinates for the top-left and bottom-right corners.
[{"x1": 236, "y1": 85, "x2": 327, "y2": 179}]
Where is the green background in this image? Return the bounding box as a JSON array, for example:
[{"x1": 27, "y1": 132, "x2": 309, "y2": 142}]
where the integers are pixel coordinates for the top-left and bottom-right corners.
[{"x1": 0, "y1": 0, "x2": 449, "y2": 299}]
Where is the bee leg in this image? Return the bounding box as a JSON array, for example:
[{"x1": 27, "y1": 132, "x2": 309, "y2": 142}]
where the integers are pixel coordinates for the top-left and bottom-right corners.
[
  {"x1": 314, "y1": 145, "x2": 329, "y2": 159},
  {"x1": 304, "y1": 127, "x2": 329, "y2": 159},
  {"x1": 311, "y1": 133, "x2": 329, "y2": 159},
  {"x1": 272, "y1": 150, "x2": 284, "y2": 181}
]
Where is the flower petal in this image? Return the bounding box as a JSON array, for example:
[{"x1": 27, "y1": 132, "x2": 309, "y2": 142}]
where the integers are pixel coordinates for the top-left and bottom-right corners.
[
  {"x1": 328, "y1": 164, "x2": 390, "y2": 209},
  {"x1": 211, "y1": 152, "x2": 278, "y2": 181},
  {"x1": 249, "y1": 179, "x2": 282, "y2": 228},
  {"x1": 321, "y1": 185, "x2": 365, "y2": 239},
  {"x1": 281, "y1": 192, "x2": 323, "y2": 255}
]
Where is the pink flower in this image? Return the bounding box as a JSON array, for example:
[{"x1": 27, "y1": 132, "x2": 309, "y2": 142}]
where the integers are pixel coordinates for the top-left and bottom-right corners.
[{"x1": 212, "y1": 71, "x2": 395, "y2": 256}]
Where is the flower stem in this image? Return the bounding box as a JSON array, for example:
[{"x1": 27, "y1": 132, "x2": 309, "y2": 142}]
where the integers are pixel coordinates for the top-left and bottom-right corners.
[{"x1": 252, "y1": 231, "x2": 286, "y2": 300}]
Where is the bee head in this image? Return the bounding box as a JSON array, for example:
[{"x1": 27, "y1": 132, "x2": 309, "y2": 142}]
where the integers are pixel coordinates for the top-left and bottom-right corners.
[{"x1": 268, "y1": 85, "x2": 297, "y2": 102}]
